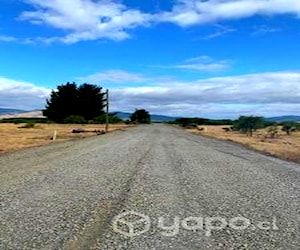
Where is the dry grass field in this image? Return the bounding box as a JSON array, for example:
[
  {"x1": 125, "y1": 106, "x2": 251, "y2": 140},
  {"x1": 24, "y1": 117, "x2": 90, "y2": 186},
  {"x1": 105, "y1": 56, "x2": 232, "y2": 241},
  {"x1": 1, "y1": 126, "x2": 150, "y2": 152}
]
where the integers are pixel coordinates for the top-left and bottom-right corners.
[
  {"x1": 188, "y1": 125, "x2": 300, "y2": 163},
  {"x1": 0, "y1": 123, "x2": 132, "y2": 154}
]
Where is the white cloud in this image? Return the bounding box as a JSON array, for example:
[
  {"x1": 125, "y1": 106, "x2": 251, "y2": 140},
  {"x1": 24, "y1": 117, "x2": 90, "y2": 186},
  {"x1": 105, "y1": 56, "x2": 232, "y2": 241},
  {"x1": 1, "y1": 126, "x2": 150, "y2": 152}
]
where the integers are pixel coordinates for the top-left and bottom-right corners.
[
  {"x1": 175, "y1": 58, "x2": 231, "y2": 72},
  {"x1": 202, "y1": 24, "x2": 236, "y2": 40},
  {"x1": 14, "y1": 0, "x2": 300, "y2": 43},
  {"x1": 19, "y1": 0, "x2": 152, "y2": 43},
  {"x1": 77, "y1": 70, "x2": 149, "y2": 84},
  {"x1": 157, "y1": 56, "x2": 231, "y2": 72},
  {"x1": 159, "y1": 0, "x2": 300, "y2": 26},
  {"x1": 0, "y1": 77, "x2": 50, "y2": 110},
  {"x1": 0, "y1": 35, "x2": 17, "y2": 42},
  {"x1": 252, "y1": 25, "x2": 281, "y2": 35}
]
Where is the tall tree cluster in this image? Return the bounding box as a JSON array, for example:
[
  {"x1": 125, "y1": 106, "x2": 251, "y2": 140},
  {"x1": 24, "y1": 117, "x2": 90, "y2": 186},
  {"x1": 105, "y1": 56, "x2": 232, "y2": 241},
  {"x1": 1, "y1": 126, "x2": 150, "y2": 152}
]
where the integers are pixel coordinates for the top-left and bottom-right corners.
[{"x1": 43, "y1": 82, "x2": 106, "y2": 123}]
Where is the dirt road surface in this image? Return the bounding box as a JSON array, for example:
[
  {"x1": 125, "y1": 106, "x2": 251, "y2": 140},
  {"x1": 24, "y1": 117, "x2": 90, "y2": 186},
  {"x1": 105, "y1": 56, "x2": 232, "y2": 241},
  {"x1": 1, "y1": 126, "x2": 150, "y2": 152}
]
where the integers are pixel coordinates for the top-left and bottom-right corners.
[{"x1": 1, "y1": 124, "x2": 299, "y2": 249}]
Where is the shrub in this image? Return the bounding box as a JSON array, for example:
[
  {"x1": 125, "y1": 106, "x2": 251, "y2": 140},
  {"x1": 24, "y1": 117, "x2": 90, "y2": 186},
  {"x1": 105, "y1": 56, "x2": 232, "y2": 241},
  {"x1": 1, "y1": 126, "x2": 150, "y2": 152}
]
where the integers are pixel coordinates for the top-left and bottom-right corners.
[
  {"x1": 267, "y1": 126, "x2": 279, "y2": 138},
  {"x1": 64, "y1": 115, "x2": 87, "y2": 124},
  {"x1": 93, "y1": 114, "x2": 123, "y2": 124},
  {"x1": 18, "y1": 123, "x2": 35, "y2": 128},
  {"x1": 281, "y1": 122, "x2": 297, "y2": 135}
]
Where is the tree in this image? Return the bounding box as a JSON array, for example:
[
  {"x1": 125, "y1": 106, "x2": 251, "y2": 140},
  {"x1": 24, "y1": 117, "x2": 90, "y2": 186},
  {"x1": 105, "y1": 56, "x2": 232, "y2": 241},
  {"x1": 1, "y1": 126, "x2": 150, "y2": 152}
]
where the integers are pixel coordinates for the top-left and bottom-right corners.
[
  {"x1": 233, "y1": 116, "x2": 265, "y2": 136},
  {"x1": 130, "y1": 109, "x2": 151, "y2": 124},
  {"x1": 281, "y1": 122, "x2": 297, "y2": 135},
  {"x1": 43, "y1": 82, "x2": 106, "y2": 123},
  {"x1": 43, "y1": 82, "x2": 79, "y2": 123},
  {"x1": 77, "y1": 83, "x2": 106, "y2": 120}
]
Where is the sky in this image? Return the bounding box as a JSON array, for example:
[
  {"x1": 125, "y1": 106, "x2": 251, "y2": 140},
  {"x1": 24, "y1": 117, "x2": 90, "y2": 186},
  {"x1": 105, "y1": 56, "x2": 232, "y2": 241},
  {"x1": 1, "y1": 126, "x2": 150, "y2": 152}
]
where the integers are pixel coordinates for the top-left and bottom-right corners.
[{"x1": 0, "y1": 0, "x2": 300, "y2": 119}]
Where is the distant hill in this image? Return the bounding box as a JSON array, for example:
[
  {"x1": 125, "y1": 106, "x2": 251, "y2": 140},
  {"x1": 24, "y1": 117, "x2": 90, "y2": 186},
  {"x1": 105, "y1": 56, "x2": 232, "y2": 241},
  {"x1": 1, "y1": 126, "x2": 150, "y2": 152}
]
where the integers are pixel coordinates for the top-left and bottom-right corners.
[
  {"x1": 2, "y1": 107, "x2": 298, "y2": 123},
  {"x1": 0, "y1": 109, "x2": 177, "y2": 122},
  {"x1": 0, "y1": 109, "x2": 44, "y2": 119},
  {"x1": 0, "y1": 108, "x2": 26, "y2": 115},
  {"x1": 266, "y1": 116, "x2": 300, "y2": 122},
  {"x1": 114, "y1": 112, "x2": 178, "y2": 122}
]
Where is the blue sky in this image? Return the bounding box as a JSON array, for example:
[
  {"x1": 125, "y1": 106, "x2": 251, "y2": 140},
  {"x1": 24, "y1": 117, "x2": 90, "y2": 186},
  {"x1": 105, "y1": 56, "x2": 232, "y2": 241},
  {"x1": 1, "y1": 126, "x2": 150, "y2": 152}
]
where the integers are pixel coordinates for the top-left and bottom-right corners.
[{"x1": 0, "y1": 0, "x2": 300, "y2": 118}]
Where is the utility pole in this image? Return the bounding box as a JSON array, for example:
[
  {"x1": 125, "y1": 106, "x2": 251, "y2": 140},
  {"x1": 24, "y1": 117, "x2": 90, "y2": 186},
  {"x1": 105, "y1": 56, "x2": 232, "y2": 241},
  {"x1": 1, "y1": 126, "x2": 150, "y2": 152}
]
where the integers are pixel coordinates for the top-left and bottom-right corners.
[{"x1": 105, "y1": 89, "x2": 109, "y2": 133}]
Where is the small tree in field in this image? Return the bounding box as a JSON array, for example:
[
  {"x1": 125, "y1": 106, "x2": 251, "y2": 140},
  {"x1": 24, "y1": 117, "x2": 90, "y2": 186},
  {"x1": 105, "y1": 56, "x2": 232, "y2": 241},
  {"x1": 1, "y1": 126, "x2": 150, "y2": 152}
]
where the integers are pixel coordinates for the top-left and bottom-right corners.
[
  {"x1": 130, "y1": 109, "x2": 151, "y2": 124},
  {"x1": 233, "y1": 116, "x2": 265, "y2": 137},
  {"x1": 281, "y1": 122, "x2": 297, "y2": 135}
]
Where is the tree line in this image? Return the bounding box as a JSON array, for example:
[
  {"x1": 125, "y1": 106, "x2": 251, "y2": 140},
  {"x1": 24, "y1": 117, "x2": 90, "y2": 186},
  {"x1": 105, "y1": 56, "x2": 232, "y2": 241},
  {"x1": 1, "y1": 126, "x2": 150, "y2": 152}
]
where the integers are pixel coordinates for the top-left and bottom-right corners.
[{"x1": 172, "y1": 116, "x2": 300, "y2": 137}]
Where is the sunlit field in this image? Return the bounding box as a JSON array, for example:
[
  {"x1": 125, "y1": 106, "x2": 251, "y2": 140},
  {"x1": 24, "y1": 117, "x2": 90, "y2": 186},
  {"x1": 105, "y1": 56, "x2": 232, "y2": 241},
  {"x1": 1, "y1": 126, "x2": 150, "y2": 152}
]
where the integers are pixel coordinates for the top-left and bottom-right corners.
[
  {"x1": 188, "y1": 125, "x2": 300, "y2": 163},
  {"x1": 0, "y1": 123, "x2": 132, "y2": 154}
]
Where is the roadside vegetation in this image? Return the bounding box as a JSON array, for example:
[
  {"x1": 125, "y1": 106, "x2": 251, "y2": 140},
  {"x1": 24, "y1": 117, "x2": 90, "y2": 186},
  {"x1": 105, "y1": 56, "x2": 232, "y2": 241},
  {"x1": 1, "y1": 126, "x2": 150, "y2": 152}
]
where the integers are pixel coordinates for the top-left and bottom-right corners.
[{"x1": 176, "y1": 115, "x2": 300, "y2": 163}]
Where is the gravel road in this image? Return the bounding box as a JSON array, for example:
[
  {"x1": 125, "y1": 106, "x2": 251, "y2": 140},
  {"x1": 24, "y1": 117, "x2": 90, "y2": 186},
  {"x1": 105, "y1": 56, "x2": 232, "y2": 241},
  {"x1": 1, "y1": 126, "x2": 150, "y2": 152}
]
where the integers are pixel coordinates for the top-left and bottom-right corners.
[{"x1": 0, "y1": 124, "x2": 299, "y2": 249}]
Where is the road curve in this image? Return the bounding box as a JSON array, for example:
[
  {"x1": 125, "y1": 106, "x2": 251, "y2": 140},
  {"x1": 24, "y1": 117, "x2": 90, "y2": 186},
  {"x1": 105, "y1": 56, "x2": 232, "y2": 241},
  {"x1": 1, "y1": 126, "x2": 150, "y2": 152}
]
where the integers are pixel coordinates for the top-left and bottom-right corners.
[{"x1": 0, "y1": 124, "x2": 299, "y2": 249}]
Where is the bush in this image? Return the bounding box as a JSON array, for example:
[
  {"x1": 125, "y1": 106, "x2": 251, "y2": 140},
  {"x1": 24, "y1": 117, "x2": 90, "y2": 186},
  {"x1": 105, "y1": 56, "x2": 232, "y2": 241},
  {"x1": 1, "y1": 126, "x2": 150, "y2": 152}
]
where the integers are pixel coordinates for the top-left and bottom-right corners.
[
  {"x1": 64, "y1": 115, "x2": 87, "y2": 124},
  {"x1": 267, "y1": 126, "x2": 279, "y2": 138},
  {"x1": 173, "y1": 117, "x2": 234, "y2": 126},
  {"x1": 18, "y1": 123, "x2": 35, "y2": 128},
  {"x1": 281, "y1": 122, "x2": 297, "y2": 135},
  {"x1": 93, "y1": 114, "x2": 123, "y2": 124},
  {"x1": 93, "y1": 115, "x2": 106, "y2": 124}
]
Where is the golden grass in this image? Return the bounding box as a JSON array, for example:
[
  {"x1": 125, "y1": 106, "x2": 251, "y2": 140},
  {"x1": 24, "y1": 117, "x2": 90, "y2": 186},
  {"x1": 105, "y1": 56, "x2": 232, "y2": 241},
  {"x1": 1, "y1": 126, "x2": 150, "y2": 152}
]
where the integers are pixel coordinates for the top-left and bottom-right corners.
[
  {"x1": 0, "y1": 123, "x2": 132, "y2": 154},
  {"x1": 187, "y1": 125, "x2": 300, "y2": 163}
]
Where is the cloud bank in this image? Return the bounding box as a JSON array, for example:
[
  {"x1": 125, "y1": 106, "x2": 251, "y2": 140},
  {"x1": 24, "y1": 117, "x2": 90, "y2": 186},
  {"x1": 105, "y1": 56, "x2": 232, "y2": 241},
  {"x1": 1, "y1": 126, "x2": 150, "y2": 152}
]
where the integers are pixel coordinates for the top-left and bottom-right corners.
[
  {"x1": 78, "y1": 70, "x2": 149, "y2": 84},
  {"x1": 109, "y1": 71, "x2": 300, "y2": 117},
  {"x1": 2, "y1": 70, "x2": 298, "y2": 118},
  {"x1": 159, "y1": 0, "x2": 300, "y2": 26},
  {"x1": 0, "y1": 77, "x2": 50, "y2": 110}
]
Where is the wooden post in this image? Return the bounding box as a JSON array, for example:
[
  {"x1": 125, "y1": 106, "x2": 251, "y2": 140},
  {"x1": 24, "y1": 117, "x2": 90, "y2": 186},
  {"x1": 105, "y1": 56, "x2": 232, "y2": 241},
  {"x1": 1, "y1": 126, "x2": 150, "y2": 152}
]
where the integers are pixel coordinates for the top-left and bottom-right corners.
[
  {"x1": 52, "y1": 130, "x2": 57, "y2": 140},
  {"x1": 105, "y1": 89, "x2": 109, "y2": 133}
]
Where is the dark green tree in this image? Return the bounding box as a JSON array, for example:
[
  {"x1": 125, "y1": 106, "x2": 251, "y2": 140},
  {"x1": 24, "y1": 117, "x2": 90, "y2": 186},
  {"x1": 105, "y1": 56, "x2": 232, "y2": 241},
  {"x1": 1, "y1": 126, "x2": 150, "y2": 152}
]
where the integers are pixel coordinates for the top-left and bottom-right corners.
[
  {"x1": 43, "y1": 82, "x2": 79, "y2": 123},
  {"x1": 43, "y1": 82, "x2": 106, "y2": 123},
  {"x1": 172, "y1": 117, "x2": 233, "y2": 127},
  {"x1": 281, "y1": 122, "x2": 297, "y2": 135},
  {"x1": 233, "y1": 116, "x2": 265, "y2": 136},
  {"x1": 130, "y1": 109, "x2": 151, "y2": 124},
  {"x1": 78, "y1": 83, "x2": 105, "y2": 120}
]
